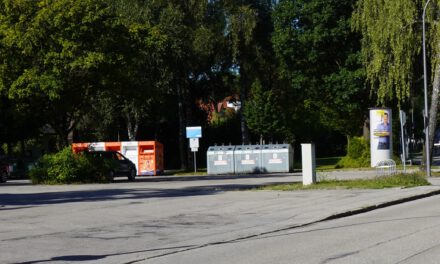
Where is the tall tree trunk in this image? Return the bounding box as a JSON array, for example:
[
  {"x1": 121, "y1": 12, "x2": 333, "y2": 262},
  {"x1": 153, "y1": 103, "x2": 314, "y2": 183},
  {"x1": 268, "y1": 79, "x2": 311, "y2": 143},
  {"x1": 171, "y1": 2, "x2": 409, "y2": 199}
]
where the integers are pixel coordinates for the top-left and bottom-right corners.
[
  {"x1": 67, "y1": 119, "x2": 75, "y2": 145},
  {"x1": 177, "y1": 82, "x2": 188, "y2": 170},
  {"x1": 7, "y1": 143, "x2": 12, "y2": 156},
  {"x1": 240, "y1": 67, "x2": 250, "y2": 145},
  {"x1": 20, "y1": 140, "x2": 25, "y2": 156},
  {"x1": 124, "y1": 105, "x2": 140, "y2": 142},
  {"x1": 239, "y1": 107, "x2": 249, "y2": 144},
  {"x1": 346, "y1": 135, "x2": 351, "y2": 156},
  {"x1": 53, "y1": 113, "x2": 74, "y2": 150},
  {"x1": 186, "y1": 83, "x2": 194, "y2": 169},
  {"x1": 427, "y1": 61, "x2": 440, "y2": 165},
  {"x1": 126, "y1": 113, "x2": 137, "y2": 141}
]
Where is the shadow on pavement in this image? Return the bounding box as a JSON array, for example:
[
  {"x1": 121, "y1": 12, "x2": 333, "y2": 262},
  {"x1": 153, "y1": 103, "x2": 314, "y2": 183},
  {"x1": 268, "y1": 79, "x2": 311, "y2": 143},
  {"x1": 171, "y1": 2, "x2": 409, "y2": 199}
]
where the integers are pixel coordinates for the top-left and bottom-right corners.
[
  {"x1": 134, "y1": 173, "x2": 297, "y2": 183},
  {"x1": 0, "y1": 181, "x2": 295, "y2": 208},
  {"x1": 0, "y1": 173, "x2": 298, "y2": 186},
  {"x1": 15, "y1": 245, "x2": 195, "y2": 264}
]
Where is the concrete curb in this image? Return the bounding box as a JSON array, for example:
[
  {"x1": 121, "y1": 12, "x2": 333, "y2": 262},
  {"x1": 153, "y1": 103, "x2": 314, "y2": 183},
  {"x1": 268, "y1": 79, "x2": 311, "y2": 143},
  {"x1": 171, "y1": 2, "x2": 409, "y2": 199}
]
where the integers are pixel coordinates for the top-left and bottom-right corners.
[
  {"x1": 322, "y1": 188, "x2": 440, "y2": 221},
  {"x1": 132, "y1": 188, "x2": 440, "y2": 263}
]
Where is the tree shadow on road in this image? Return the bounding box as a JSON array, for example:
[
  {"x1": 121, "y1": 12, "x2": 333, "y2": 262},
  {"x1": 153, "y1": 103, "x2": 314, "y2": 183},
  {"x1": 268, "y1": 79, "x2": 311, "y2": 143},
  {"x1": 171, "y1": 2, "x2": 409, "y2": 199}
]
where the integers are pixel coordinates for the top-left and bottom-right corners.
[
  {"x1": 15, "y1": 245, "x2": 195, "y2": 264},
  {"x1": 0, "y1": 180, "x2": 295, "y2": 207},
  {"x1": 134, "y1": 172, "x2": 297, "y2": 182}
]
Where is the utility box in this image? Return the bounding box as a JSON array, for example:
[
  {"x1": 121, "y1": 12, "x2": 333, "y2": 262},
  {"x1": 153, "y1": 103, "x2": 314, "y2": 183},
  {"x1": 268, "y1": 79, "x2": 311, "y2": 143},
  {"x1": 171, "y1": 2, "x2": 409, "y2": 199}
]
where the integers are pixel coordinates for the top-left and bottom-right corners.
[
  {"x1": 234, "y1": 145, "x2": 262, "y2": 174},
  {"x1": 261, "y1": 144, "x2": 293, "y2": 173},
  {"x1": 207, "y1": 145, "x2": 235, "y2": 175},
  {"x1": 301, "y1": 143, "x2": 316, "y2": 185},
  {"x1": 138, "y1": 141, "x2": 164, "y2": 176}
]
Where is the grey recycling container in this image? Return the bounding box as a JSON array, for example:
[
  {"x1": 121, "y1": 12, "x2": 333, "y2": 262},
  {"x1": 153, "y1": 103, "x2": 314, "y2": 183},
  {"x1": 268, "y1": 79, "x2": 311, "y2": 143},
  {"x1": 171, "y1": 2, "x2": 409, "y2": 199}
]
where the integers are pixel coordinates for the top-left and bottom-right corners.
[
  {"x1": 234, "y1": 145, "x2": 262, "y2": 174},
  {"x1": 207, "y1": 145, "x2": 235, "y2": 175},
  {"x1": 261, "y1": 144, "x2": 293, "y2": 173}
]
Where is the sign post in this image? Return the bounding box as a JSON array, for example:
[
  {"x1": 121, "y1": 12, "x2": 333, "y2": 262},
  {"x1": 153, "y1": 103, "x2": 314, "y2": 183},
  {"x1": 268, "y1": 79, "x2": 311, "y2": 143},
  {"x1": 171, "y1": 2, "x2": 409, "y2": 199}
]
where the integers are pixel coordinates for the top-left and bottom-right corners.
[
  {"x1": 399, "y1": 110, "x2": 407, "y2": 173},
  {"x1": 186, "y1": 127, "x2": 202, "y2": 173}
]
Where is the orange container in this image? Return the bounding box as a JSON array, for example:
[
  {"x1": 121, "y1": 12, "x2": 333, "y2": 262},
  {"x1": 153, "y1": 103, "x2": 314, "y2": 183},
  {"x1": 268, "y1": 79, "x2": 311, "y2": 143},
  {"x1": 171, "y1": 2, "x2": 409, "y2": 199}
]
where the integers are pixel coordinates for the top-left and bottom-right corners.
[
  {"x1": 105, "y1": 142, "x2": 121, "y2": 152},
  {"x1": 138, "y1": 141, "x2": 164, "y2": 176},
  {"x1": 72, "y1": 143, "x2": 89, "y2": 153}
]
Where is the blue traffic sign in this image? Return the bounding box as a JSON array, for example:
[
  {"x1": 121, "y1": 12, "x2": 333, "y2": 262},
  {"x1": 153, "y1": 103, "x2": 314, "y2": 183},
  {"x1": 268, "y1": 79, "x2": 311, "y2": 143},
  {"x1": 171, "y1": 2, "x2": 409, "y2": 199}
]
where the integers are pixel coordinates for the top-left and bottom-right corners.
[{"x1": 186, "y1": 126, "x2": 202, "y2": 138}]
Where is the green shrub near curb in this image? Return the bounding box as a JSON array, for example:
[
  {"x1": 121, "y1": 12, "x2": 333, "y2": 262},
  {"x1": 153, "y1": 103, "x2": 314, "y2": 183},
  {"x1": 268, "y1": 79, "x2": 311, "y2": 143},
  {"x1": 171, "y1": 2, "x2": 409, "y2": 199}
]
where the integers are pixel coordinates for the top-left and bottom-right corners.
[
  {"x1": 29, "y1": 148, "x2": 115, "y2": 184},
  {"x1": 336, "y1": 136, "x2": 370, "y2": 168}
]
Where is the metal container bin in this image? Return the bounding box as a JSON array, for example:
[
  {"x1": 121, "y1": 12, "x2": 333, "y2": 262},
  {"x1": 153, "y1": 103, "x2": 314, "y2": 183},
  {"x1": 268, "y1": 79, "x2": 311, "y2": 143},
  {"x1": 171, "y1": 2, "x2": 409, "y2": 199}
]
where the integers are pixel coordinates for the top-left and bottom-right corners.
[
  {"x1": 261, "y1": 144, "x2": 293, "y2": 173},
  {"x1": 234, "y1": 145, "x2": 262, "y2": 174},
  {"x1": 138, "y1": 141, "x2": 164, "y2": 176},
  {"x1": 207, "y1": 145, "x2": 235, "y2": 175}
]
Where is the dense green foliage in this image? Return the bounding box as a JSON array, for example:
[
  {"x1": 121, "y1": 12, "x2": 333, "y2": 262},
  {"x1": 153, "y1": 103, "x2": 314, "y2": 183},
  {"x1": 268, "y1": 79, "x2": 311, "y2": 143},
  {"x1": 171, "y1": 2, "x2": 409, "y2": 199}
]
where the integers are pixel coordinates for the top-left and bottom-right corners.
[
  {"x1": 4, "y1": 0, "x2": 429, "y2": 170},
  {"x1": 243, "y1": 79, "x2": 286, "y2": 143},
  {"x1": 352, "y1": 0, "x2": 418, "y2": 104},
  {"x1": 29, "y1": 148, "x2": 115, "y2": 184},
  {"x1": 0, "y1": 0, "x2": 124, "y2": 147},
  {"x1": 336, "y1": 136, "x2": 370, "y2": 168},
  {"x1": 272, "y1": 0, "x2": 368, "y2": 139},
  {"x1": 353, "y1": 0, "x2": 440, "y2": 166}
]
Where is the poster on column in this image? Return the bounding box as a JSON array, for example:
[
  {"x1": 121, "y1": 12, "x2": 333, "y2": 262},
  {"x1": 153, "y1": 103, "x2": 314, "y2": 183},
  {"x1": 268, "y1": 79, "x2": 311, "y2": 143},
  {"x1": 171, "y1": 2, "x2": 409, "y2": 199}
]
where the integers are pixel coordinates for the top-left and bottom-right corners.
[{"x1": 370, "y1": 108, "x2": 392, "y2": 167}]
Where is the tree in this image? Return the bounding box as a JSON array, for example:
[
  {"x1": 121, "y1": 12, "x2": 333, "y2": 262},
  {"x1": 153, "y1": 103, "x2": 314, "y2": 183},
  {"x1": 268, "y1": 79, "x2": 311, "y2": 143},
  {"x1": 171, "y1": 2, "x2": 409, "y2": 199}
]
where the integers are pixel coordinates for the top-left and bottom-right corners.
[
  {"x1": 244, "y1": 79, "x2": 286, "y2": 144},
  {"x1": 272, "y1": 0, "x2": 368, "y2": 141},
  {"x1": 222, "y1": 1, "x2": 280, "y2": 144},
  {"x1": 111, "y1": 0, "x2": 226, "y2": 168},
  {"x1": 106, "y1": 0, "x2": 175, "y2": 142},
  {"x1": 352, "y1": 0, "x2": 440, "y2": 167},
  {"x1": 0, "y1": 0, "x2": 125, "y2": 148}
]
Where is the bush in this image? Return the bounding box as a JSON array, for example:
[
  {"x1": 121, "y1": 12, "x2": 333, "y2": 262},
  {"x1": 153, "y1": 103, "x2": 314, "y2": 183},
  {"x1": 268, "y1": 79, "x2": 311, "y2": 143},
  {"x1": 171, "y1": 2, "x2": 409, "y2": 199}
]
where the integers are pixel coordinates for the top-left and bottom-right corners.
[
  {"x1": 29, "y1": 147, "x2": 115, "y2": 184},
  {"x1": 336, "y1": 136, "x2": 370, "y2": 168},
  {"x1": 346, "y1": 136, "x2": 367, "y2": 159}
]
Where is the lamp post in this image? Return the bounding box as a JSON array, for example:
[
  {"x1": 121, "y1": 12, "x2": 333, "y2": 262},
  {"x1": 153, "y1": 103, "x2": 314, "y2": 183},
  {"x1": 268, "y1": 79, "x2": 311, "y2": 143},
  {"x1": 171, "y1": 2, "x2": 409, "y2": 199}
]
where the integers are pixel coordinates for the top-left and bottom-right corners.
[{"x1": 423, "y1": 0, "x2": 431, "y2": 177}]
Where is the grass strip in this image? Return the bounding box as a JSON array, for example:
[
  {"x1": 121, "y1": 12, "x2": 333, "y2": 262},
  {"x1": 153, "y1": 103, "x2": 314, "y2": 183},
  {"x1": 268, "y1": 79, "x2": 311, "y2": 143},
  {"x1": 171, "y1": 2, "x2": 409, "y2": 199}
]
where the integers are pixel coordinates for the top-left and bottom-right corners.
[{"x1": 259, "y1": 173, "x2": 430, "y2": 191}]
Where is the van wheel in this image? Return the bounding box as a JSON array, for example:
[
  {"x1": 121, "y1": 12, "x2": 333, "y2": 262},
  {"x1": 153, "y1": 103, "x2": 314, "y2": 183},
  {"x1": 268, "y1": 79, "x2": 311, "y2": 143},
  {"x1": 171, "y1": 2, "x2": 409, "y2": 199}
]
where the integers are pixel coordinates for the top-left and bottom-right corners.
[{"x1": 128, "y1": 169, "x2": 136, "y2": 181}]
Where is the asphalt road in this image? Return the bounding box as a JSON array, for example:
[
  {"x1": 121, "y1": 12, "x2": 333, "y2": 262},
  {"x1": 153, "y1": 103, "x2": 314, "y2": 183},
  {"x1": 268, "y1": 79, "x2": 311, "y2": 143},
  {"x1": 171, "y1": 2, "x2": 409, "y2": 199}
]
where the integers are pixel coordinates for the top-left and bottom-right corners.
[
  {"x1": 1, "y1": 174, "x2": 439, "y2": 264},
  {"x1": 147, "y1": 195, "x2": 440, "y2": 264}
]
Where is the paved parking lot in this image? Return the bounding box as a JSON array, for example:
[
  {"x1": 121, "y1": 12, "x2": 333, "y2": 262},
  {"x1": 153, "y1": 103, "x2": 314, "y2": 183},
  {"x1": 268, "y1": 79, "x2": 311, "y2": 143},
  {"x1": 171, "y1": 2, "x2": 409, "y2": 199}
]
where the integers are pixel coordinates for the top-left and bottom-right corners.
[{"x1": 1, "y1": 173, "x2": 439, "y2": 264}]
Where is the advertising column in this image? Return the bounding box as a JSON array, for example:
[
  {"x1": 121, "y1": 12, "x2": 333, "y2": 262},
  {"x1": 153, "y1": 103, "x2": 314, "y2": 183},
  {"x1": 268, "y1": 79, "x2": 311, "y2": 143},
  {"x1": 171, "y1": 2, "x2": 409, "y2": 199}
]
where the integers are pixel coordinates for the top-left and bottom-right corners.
[{"x1": 370, "y1": 108, "x2": 392, "y2": 167}]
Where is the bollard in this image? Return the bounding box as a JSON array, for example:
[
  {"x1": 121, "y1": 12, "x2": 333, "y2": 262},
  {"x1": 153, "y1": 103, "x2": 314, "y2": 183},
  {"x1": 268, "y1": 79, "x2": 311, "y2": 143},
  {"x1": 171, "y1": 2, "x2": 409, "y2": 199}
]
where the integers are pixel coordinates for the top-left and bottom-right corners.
[{"x1": 301, "y1": 143, "x2": 316, "y2": 185}]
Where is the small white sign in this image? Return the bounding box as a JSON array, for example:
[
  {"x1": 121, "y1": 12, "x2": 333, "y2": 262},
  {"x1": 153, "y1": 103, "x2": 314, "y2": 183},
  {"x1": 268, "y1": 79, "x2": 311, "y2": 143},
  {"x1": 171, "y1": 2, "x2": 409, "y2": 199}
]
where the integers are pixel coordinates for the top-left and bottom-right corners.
[
  {"x1": 214, "y1": 160, "x2": 228, "y2": 166},
  {"x1": 190, "y1": 138, "x2": 199, "y2": 148},
  {"x1": 191, "y1": 148, "x2": 198, "y2": 152},
  {"x1": 241, "y1": 159, "x2": 255, "y2": 165},
  {"x1": 268, "y1": 159, "x2": 282, "y2": 164}
]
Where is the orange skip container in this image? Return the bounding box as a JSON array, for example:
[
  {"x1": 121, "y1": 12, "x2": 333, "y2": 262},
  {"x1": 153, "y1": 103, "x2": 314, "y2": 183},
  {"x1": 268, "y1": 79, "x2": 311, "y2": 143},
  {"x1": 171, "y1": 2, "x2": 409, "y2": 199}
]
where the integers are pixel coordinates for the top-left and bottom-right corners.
[{"x1": 138, "y1": 141, "x2": 164, "y2": 176}]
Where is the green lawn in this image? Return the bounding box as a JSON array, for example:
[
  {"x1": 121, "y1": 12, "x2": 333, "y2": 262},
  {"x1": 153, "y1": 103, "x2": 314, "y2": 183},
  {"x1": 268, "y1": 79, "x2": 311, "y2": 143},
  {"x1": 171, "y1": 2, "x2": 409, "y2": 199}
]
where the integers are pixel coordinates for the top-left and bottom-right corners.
[
  {"x1": 316, "y1": 157, "x2": 342, "y2": 170},
  {"x1": 258, "y1": 173, "x2": 430, "y2": 191}
]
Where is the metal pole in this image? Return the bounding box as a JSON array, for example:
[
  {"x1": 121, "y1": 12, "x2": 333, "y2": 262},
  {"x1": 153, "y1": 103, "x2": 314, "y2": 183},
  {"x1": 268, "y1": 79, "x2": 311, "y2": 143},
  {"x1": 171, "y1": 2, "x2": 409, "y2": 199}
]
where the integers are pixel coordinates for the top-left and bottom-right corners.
[
  {"x1": 194, "y1": 151, "x2": 197, "y2": 173},
  {"x1": 423, "y1": 0, "x2": 432, "y2": 177},
  {"x1": 400, "y1": 110, "x2": 406, "y2": 173}
]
